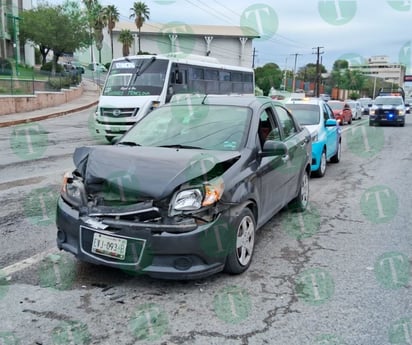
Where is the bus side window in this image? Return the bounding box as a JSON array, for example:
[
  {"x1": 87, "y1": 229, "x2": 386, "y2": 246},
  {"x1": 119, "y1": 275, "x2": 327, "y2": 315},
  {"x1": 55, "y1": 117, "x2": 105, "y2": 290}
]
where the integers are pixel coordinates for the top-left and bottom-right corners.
[{"x1": 172, "y1": 70, "x2": 183, "y2": 84}]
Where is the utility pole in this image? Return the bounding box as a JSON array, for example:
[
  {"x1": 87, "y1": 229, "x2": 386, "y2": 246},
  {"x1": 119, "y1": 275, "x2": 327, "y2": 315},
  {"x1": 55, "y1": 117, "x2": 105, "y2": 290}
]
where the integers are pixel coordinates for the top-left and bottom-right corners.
[
  {"x1": 291, "y1": 53, "x2": 302, "y2": 92},
  {"x1": 252, "y1": 47, "x2": 257, "y2": 68},
  {"x1": 313, "y1": 46, "x2": 324, "y2": 97}
]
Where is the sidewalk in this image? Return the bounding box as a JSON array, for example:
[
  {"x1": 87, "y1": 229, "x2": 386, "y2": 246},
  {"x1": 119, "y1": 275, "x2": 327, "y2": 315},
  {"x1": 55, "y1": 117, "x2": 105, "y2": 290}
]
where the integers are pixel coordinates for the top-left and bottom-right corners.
[{"x1": 0, "y1": 79, "x2": 100, "y2": 128}]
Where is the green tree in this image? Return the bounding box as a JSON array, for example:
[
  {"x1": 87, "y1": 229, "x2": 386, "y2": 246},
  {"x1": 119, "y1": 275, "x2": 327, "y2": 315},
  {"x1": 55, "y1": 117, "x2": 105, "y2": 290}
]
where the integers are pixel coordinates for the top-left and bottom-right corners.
[
  {"x1": 254, "y1": 63, "x2": 282, "y2": 96},
  {"x1": 90, "y1": 3, "x2": 106, "y2": 63},
  {"x1": 297, "y1": 63, "x2": 327, "y2": 83},
  {"x1": 118, "y1": 29, "x2": 134, "y2": 57},
  {"x1": 104, "y1": 5, "x2": 119, "y2": 60},
  {"x1": 129, "y1": 1, "x2": 150, "y2": 54},
  {"x1": 19, "y1": 1, "x2": 89, "y2": 71}
]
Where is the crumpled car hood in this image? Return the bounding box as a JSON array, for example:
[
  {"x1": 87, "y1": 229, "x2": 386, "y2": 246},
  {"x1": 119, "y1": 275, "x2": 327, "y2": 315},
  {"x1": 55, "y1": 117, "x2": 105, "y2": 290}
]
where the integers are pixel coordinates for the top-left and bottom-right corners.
[{"x1": 73, "y1": 145, "x2": 240, "y2": 200}]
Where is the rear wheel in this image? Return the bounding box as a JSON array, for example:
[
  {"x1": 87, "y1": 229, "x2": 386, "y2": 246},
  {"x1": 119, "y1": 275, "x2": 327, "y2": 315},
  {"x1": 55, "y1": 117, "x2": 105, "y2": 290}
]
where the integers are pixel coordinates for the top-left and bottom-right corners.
[
  {"x1": 313, "y1": 149, "x2": 327, "y2": 177},
  {"x1": 224, "y1": 208, "x2": 256, "y2": 274},
  {"x1": 330, "y1": 140, "x2": 341, "y2": 163}
]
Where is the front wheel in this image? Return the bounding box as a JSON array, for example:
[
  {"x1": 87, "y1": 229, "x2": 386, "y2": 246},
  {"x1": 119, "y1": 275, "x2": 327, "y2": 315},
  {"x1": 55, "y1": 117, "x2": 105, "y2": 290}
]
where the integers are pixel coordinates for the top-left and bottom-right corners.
[
  {"x1": 288, "y1": 170, "x2": 309, "y2": 212},
  {"x1": 313, "y1": 149, "x2": 327, "y2": 177},
  {"x1": 224, "y1": 208, "x2": 256, "y2": 275}
]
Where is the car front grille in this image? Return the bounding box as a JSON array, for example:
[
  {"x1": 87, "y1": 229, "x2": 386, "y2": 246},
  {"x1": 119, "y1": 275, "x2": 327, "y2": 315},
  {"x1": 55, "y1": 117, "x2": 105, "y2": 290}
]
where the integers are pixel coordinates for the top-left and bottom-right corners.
[{"x1": 100, "y1": 107, "x2": 139, "y2": 118}]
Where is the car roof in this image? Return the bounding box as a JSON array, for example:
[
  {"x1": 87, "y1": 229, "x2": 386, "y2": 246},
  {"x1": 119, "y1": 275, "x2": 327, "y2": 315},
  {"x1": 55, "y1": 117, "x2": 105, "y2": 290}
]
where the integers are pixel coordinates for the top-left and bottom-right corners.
[{"x1": 285, "y1": 98, "x2": 324, "y2": 106}]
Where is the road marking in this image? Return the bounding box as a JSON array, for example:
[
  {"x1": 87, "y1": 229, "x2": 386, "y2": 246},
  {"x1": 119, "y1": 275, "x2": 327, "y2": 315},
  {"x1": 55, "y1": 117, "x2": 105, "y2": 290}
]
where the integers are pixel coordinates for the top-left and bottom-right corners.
[{"x1": 2, "y1": 248, "x2": 58, "y2": 276}]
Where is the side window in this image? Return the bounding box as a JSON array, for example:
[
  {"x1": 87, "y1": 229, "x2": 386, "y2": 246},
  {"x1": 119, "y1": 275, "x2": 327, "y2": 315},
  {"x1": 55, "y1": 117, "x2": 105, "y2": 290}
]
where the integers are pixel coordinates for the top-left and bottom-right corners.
[
  {"x1": 275, "y1": 105, "x2": 298, "y2": 139},
  {"x1": 323, "y1": 103, "x2": 333, "y2": 121},
  {"x1": 258, "y1": 108, "x2": 281, "y2": 148}
]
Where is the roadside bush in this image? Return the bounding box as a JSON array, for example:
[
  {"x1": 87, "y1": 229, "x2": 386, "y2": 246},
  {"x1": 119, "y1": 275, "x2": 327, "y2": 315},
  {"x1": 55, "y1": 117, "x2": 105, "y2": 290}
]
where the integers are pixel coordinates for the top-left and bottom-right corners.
[
  {"x1": 40, "y1": 61, "x2": 64, "y2": 73},
  {"x1": 0, "y1": 58, "x2": 13, "y2": 75}
]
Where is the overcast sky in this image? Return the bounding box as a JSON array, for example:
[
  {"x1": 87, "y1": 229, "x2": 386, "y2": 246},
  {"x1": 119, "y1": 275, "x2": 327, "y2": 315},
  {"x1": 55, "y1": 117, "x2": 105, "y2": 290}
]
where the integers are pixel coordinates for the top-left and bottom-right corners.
[{"x1": 40, "y1": 0, "x2": 412, "y2": 73}]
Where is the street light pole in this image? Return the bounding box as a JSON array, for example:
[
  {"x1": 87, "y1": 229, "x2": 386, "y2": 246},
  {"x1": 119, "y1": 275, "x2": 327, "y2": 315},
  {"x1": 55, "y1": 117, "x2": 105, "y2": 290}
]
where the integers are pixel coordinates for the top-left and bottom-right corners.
[{"x1": 6, "y1": 13, "x2": 20, "y2": 76}]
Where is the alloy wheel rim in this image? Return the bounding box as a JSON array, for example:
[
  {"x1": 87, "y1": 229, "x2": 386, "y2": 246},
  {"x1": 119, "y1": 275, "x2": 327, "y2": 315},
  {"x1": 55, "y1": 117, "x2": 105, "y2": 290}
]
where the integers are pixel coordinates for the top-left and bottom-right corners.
[{"x1": 236, "y1": 215, "x2": 255, "y2": 266}]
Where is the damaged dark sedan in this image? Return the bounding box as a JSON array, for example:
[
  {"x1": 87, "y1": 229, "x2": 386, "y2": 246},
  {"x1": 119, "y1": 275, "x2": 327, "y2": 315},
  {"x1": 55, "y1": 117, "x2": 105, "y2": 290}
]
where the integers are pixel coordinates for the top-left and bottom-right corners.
[{"x1": 56, "y1": 95, "x2": 311, "y2": 279}]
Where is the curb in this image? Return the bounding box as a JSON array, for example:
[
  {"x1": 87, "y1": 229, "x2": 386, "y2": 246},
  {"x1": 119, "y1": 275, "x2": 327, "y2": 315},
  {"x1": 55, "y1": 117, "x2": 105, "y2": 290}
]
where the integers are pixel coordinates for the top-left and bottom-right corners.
[{"x1": 0, "y1": 100, "x2": 99, "y2": 128}]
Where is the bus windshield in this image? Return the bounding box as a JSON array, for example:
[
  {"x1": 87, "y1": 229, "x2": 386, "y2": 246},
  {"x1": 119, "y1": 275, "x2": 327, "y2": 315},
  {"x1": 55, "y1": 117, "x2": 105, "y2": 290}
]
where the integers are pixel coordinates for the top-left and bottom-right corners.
[{"x1": 102, "y1": 58, "x2": 169, "y2": 96}]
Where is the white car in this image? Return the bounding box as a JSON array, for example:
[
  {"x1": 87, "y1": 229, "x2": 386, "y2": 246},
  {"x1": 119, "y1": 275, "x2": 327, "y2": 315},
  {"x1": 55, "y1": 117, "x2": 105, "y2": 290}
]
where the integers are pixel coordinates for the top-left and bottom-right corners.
[
  {"x1": 88, "y1": 62, "x2": 107, "y2": 72},
  {"x1": 345, "y1": 100, "x2": 362, "y2": 120}
]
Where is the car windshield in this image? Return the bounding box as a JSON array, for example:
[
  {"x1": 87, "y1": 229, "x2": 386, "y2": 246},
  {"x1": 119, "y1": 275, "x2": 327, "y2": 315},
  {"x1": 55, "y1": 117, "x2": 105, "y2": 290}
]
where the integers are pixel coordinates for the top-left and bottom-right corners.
[
  {"x1": 119, "y1": 103, "x2": 252, "y2": 151},
  {"x1": 328, "y1": 102, "x2": 344, "y2": 110},
  {"x1": 374, "y1": 97, "x2": 403, "y2": 106},
  {"x1": 286, "y1": 104, "x2": 320, "y2": 125}
]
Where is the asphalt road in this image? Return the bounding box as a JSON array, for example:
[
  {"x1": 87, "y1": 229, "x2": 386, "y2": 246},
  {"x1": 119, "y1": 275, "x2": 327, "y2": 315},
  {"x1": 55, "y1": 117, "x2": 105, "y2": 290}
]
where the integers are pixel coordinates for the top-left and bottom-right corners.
[{"x1": 0, "y1": 112, "x2": 410, "y2": 345}]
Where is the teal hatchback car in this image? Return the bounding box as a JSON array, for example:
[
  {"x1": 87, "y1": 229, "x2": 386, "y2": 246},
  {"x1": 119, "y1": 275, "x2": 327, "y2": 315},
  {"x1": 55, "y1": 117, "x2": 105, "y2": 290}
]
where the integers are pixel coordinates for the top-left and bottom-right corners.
[{"x1": 286, "y1": 98, "x2": 341, "y2": 177}]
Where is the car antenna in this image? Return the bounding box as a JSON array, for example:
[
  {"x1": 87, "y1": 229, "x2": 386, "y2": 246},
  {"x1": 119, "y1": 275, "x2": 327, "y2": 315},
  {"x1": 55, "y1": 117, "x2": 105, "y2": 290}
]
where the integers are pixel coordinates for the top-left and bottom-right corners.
[{"x1": 202, "y1": 94, "x2": 208, "y2": 104}]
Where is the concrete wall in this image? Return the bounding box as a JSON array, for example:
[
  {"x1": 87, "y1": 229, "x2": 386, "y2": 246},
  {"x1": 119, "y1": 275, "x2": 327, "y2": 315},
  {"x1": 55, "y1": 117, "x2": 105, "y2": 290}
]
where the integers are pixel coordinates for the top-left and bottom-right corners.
[{"x1": 0, "y1": 84, "x2": 83, "y2": 115}]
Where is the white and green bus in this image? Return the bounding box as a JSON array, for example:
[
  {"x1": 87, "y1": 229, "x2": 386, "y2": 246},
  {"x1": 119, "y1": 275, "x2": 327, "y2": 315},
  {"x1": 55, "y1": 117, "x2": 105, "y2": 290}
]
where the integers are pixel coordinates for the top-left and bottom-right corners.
[{"x1": 93, "y1": 53, "x2": 255, "y2": 142}]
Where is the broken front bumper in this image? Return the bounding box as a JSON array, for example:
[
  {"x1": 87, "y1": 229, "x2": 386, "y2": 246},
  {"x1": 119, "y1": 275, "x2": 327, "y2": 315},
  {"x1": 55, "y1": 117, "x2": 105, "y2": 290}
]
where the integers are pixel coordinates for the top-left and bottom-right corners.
[{"x1": 56, "y1": 197, "x2": 236, "y2": 280}]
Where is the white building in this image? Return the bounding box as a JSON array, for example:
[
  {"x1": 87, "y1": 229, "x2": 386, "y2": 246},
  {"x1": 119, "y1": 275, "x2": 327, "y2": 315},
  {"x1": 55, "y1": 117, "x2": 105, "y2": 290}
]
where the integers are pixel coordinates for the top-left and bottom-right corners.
[
  {"x1": 0, "y1": 0, "x2": 35, "y2": 66},
  {"x1": 349, "y1": 55, "x2": 406, "y2": 87},
  {"x1": 76, "y1": 21, "x2": 259, "y2": 68}
]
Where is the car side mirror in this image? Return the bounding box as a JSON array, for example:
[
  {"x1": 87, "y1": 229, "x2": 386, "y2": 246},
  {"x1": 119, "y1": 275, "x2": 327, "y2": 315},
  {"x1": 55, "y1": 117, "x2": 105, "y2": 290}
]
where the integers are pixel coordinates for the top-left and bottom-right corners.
[
  {"x1": 261, "y1": 140, "x2": 288, "y2": 157},
  {"x1": 325, "y1": 119, "x2": 338, "y2": 127}
]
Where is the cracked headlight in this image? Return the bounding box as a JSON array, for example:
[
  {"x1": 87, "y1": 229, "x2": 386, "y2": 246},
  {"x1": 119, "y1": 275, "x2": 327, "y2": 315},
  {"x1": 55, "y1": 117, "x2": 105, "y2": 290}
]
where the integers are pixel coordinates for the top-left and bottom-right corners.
[
  {"x1": 172, "y1": 178, "x2": 225, "y2": 212},
  {"x1": 61, "y1": 172, "x2": 86, "y2": 207},
  {"x1": 173, "y1": 189, "x2": 203, "y2": 211}
]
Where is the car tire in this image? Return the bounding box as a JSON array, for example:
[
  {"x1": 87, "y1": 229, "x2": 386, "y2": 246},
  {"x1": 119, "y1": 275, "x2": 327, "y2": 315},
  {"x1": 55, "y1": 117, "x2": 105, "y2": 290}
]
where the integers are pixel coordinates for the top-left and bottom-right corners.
[
  {"x1": 313, "y1": 149, "x2": 327, "y2": 177},
  {"x1": 224, "y1": 208, "x2": 256, "y2": 275},
  {"x1": 288, "y1": 170, "x2": 309, "y2": 212},
  {"x1": 330, "y1": 140, "x2": 341, "y2": 163}
]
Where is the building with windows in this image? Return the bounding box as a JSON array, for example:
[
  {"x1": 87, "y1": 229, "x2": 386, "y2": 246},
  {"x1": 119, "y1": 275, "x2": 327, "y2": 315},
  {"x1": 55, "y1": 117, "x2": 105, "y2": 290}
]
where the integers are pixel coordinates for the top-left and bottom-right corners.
[
  {"x1": 76, "y1": 21, "x2": 259, "y2": 69},
  {"x1": 349, "y1": 55, "x2": 406, "y2": 87},
  {"x1": 0, "y1": 0, "x2": 34, "y2": 67}
]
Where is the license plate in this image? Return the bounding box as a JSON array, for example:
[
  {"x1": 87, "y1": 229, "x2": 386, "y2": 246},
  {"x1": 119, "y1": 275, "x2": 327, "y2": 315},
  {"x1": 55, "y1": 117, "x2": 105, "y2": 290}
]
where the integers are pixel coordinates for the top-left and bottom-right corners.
[{"x1": 92, "y1": 233, "x2": 127, "y2": 260}]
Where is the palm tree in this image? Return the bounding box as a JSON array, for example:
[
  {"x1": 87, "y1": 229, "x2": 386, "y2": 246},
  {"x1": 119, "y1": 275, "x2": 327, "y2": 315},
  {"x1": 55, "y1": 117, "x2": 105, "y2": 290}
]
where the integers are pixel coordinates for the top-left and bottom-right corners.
[
  {"x1": 90, "y1": 3, "x2": 107, "y2": 63},
  {"x1": 118, "y1": 29, "x2": 134, "y2": 57},
  {"x1": 129, "y1": 1, "x2": 150, "y2": 54},
  {"x1": 103, "y1": 5, "x2": 120, "y2": 60}
]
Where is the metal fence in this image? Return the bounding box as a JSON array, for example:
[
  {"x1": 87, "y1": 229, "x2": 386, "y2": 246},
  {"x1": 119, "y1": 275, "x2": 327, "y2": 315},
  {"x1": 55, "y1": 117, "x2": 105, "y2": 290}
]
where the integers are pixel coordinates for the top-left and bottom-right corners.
[{"x1": 0, "y1": 69, "x2": 83, "y2": 95}]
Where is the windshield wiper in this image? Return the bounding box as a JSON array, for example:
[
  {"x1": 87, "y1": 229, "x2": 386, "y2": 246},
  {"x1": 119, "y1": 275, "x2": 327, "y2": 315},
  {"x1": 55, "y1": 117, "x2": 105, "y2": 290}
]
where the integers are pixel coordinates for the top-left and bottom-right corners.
[
  {"x1": 157, "y1": 144, "x2": 203, "y2": 149},
  {"x1": 118, "y1": 141, "x2": 141, "y2": 146}
]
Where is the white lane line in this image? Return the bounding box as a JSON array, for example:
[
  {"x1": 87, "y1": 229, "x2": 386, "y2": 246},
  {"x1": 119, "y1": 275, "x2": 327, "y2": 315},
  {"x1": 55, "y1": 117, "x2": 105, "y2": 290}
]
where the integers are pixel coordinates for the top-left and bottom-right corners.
[{"x1": 1, "y1": 248, "x2": 58, "y2": 276}]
